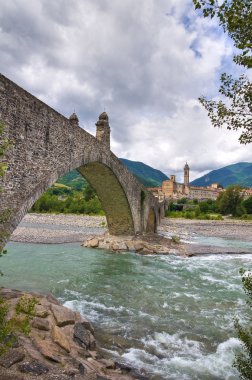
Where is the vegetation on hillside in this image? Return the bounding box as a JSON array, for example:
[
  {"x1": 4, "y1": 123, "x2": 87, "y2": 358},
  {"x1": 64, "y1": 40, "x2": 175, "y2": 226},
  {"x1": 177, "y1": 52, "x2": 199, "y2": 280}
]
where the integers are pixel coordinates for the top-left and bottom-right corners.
[
  {"x1": 193, "y1": 0, "x2": 252, "y2": 144},
  {"x1": 119, "y1": 158, "x2": 168, "y2": 187}
]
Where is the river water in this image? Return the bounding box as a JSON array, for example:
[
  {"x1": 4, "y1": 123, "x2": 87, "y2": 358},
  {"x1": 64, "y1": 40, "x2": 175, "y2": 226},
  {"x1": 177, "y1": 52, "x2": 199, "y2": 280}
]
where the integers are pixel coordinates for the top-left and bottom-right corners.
[{"x1": 1, "y1": 241, "x2": 251, "y2": 379}]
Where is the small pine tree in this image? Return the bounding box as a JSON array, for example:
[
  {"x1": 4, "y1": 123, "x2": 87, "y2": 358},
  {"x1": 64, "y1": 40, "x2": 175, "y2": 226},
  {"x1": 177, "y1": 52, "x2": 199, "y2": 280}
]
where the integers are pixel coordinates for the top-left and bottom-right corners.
[{"x1": 233, "y1": 269, "x2": 252, "y2": 379}]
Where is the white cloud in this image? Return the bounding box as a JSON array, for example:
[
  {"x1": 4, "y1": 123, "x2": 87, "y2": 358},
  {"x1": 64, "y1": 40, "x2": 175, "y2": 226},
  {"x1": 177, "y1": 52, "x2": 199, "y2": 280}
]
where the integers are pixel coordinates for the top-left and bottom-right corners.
[{"x1": 0, "y1": 0, "x2": 251, "y2": 180}]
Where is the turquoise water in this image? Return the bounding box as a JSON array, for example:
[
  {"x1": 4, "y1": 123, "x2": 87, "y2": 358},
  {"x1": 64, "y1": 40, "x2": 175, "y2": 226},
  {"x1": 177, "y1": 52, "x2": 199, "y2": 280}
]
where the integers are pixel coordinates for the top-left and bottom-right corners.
[
  {"x1": 192, "y1": 236, "x2": 252, "y2": 250},
  {"x1": 1, "y1": 242, "x2": 252, "y2": 379}
]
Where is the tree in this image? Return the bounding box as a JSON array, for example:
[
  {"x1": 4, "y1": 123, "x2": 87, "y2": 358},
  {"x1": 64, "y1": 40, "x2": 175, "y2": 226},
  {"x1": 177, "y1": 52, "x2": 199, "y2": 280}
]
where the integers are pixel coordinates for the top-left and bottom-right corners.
[
  {"x1": 217, "y1": 185, "x2": 245, "y2": 216},
  {"x1": 242, "y1": 196, "x2": 252, "y2": 214},
  {"x1": 193, "y1": 0, "x2": 252, "y2": 144},
  {"x1": 84, "y1": 183, "x2": 97, "y2": 202},
  {"x1": 233, "y1": 269, "x2": 252, "y2": 379}
]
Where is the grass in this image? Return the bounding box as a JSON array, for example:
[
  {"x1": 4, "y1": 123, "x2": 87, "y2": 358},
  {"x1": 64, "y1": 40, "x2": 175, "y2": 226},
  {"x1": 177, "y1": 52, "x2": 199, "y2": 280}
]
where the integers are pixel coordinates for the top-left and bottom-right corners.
[{"x1": 0, "y1": 295, "x2": 38, "y2": 355}]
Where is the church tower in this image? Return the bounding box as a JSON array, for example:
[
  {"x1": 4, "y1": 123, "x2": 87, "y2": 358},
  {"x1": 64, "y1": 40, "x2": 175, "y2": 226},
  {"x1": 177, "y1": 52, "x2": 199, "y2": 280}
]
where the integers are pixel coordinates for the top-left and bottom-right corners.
[{"x1": 184, "y1": 162, "x2": 190, "y2": 186}]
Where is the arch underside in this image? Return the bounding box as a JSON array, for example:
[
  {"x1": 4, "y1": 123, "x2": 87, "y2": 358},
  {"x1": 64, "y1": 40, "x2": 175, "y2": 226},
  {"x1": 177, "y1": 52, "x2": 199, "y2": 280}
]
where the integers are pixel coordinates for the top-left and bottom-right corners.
[{"x1": 78, "y1": 162, "x2": 135, "y2": 235}]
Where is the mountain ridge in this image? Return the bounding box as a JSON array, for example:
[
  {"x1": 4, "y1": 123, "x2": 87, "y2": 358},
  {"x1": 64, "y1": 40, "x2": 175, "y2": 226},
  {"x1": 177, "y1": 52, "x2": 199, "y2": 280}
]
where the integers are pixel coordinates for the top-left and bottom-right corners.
[{"x1": 191, "y1": 162, "x2": 252, "y2": 188}]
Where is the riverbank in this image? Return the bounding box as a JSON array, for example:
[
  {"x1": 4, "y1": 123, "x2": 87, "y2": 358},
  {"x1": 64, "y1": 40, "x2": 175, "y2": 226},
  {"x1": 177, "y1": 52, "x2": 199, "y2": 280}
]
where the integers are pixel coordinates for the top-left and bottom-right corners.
[
  {"x1": 10, "y1": 214, "x2": 107, "y2": 244},
  {"x1": 159, "y1": 218, "x2": 252, "y2": 254},
  {"x1": 10, "y1": 213, "x2": 252, "y2": 255}
]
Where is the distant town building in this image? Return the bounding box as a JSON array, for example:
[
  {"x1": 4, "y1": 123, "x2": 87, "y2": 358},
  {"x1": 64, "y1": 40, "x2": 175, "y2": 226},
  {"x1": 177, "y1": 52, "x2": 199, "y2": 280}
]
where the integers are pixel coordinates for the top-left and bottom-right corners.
[
  {"x1": 242, "y1": 188, "x2": 252, "y2": 199},
  {"x1": 148, "y1": 163, "x2": 223, "y2": 201}
]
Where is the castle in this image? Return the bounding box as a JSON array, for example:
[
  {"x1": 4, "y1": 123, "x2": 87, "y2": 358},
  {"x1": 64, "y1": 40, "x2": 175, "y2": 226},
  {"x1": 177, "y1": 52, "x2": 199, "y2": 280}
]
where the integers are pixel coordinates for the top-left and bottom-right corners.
[{"x1": 148, "y1": 163, "x2": 223, "y2": 201}]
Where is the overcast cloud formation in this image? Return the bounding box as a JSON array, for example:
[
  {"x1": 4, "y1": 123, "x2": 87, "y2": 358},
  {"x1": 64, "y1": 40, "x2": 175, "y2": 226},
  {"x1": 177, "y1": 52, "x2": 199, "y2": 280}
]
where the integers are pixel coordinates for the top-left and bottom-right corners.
[{"x1": 0, "y1": 0, "x2": 251, "y2": 180}]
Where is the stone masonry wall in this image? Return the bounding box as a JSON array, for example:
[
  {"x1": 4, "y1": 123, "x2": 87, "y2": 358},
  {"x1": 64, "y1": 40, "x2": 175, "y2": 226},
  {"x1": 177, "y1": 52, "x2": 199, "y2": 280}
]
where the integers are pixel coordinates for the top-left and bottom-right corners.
[{"x1": 0, "y1": 73, "x2": 162, "y2": 249}]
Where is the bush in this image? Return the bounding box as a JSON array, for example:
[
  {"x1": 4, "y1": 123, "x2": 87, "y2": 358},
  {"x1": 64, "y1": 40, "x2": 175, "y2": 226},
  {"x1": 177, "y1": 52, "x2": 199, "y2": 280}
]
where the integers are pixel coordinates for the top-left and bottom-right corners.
[
  {"x1": 185, "y1": 211, "x2": 195, "y2": 219},
  {"x1": 242, "y1": 197, "x2": 252, "y2": 215},
  {"x1": 241, "y1": 214, "x2": 252, "y2": 220},
  {"x1": 171, "y1": 235, "x2": 180, "y2": 244},
  {"x1": 165, "y1": 210, "x2": 184, "y2": 218}
]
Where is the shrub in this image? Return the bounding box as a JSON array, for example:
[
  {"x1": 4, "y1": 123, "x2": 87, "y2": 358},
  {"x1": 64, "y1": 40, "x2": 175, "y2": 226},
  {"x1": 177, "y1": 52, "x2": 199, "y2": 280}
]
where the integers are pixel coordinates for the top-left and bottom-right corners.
[
  {"x1": 185, "y1": 211, "x2": 195, "y2": 219},
  {"x1": 0, "y1": 295, "x2": 37, "y2": 355},
  {"x1": 242, "y1": 197, "x2": 252, "y2": 215},
  {"x1": 171, "y1": 235, "x2": 180, "y2": 244},
  {"x1": 241, "y1": 214, "x2": 252, "y2": 221}
]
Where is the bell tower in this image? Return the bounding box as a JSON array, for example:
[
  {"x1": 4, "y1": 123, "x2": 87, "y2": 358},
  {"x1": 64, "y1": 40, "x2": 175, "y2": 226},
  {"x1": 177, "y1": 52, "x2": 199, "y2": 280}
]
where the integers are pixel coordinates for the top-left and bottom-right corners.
[{"x1": 184, "y1": 162, "x2": 190, "y2": 186}]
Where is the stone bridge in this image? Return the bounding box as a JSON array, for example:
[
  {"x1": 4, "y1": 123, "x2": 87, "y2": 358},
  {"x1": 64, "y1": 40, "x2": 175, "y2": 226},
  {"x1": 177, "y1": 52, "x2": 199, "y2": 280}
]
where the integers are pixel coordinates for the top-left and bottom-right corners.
[{"x1": 0, "y1": 74, "x2": 164, "y2": 250}]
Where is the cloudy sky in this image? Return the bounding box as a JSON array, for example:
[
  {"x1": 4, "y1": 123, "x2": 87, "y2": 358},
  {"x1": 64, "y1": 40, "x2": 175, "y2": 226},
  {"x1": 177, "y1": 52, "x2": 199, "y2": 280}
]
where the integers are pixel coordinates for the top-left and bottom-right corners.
[{"x1": 0, "y1": 0, "x2": 251, "y2": 180}]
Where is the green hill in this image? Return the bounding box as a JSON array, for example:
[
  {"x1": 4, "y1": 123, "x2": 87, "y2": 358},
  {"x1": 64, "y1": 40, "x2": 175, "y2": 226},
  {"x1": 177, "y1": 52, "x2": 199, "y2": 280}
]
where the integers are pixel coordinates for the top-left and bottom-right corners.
[
  {"x1": 57, "y1": 159, "x2": 168, "y2": 188},
  {"x1": 191, "y1": 162, "x2": 252, "y2": 188},
  {"x1": 119, "y1": 158, "x2": 168, "y2": 187}
]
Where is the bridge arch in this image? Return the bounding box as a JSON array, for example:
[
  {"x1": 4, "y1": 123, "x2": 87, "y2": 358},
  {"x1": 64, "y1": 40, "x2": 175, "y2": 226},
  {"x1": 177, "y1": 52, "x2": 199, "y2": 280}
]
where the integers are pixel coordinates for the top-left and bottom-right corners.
[
  {"x1": 78, "y1": 162, "x2": 134, "y2": 235},
  {"x1": 0, "y1": 73, "x2": 161, "y2": 250}
]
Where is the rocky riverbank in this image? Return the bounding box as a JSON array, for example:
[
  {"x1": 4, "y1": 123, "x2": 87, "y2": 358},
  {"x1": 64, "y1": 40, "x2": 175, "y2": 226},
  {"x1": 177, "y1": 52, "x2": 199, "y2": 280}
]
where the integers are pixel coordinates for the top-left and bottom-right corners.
[
  {"x1": 83, "y1": 233, "x2": 186, "y2": 255},
  {"x1": 10, "y1": 213, "x2": 252, "y2": 255},
  {"x1": 0, "y1": 288, "x2": 143, "y2": 380},
  {"x1": 159, "y1": 218, "x2": 252, "y2": 254},
  {"x1": 159, "y1": 217, "x2": 252, "y2": 241},
  {"x1": 10, "y1": 214, "x2": 107, "y2": 244}
]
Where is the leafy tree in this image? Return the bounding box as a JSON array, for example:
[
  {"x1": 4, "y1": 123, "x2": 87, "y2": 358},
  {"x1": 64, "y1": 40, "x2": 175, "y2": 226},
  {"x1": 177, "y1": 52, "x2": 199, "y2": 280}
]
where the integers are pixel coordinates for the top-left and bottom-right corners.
[
  {"x1": 31, "y1": 186, "x2": 104, "y2": 215},
  {"x1": 177, "y1": 197, "x2": 187, "y2": 204},
  {"x1": 242, "y1": 196, "x2": 252, "y2": 214},
  {"x1": 217, "y1": 184, "x2": 245, "y2": 216},
  {"x1": 84, "y1": 183, "x2": 97, "y2": 201},
  {"x1": 233, "y1": 269, "x2": 252, "y2": 379},
  {"x1": 193, "y1": 0, "x2": 252, "y2": 144}
]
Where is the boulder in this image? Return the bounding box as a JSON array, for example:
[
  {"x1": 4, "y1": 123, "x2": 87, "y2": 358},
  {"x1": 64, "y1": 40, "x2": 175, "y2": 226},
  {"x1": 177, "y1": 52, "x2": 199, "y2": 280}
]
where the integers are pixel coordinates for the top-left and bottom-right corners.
[
  {"x1": 0, "y1": 289, "x2": 24, "y2": 300},
  {"x1": 134, "y1": 242, "x2": 144, "y2": 252},
  {"x1": 46, "y1": 294, "x2": 61, "y2": 306},
  {"x1": 126, "y1": 241, "x2": 135, "y2": 251},
  {"x1": 117, "y1": 242, "x2": 128, "y2": 251},
  {"x1": 52, "y1": 325, "x2": 71, "y2": 353},
  {"x1": 51, "y1": 304, "x2": 75, "y2": 327},
  {"x1": 32, "y1": 317, "x2": 50, "y2": 331},
  {"x1": 18, "y1": 360, "x2": 49, "y2": 375},
  {"x1": 0, "y1": 348, "x2": 25, "y2": 368},
  {"x1": 89, "y1": 238, "x2": 99, "y2": 248},
  {"x1": 112, "y1": 243, "x2": 120, "y2": 251},
  {"x1": 34, "y1": 305, "x2": 49, "y2": 318},
  {"x1": 74, "y1": 323, "x2": 96, "y2": 350},
  {"x1": 75, "y1": 315, "x2": 94, "y2": 335},
  {"x1": 33, "y1": 339, "x2": 62, "y2": 363}
]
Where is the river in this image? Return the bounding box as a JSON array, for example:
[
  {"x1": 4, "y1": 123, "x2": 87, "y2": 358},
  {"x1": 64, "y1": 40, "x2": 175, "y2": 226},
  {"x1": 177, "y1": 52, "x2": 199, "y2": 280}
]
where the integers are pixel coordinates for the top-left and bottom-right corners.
[{"x1": 1, "y1": 240, "x2": 251, "y2": 379}]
